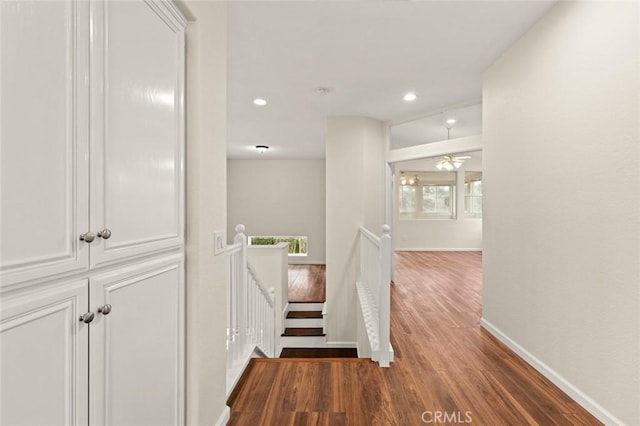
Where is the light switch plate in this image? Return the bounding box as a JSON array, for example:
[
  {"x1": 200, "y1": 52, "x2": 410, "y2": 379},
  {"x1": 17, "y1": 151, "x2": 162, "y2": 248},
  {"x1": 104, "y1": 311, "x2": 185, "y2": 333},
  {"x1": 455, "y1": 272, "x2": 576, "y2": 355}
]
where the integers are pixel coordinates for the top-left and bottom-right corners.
[{"x1": 214, "y1": 231, "x2": 226, "y2": 255}]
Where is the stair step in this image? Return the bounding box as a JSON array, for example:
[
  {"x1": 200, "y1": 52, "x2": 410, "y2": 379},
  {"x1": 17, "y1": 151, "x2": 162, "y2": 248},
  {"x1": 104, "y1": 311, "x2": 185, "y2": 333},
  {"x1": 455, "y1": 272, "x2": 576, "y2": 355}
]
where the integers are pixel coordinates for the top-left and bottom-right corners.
[
  {"x1": 280, "y1": 348, "x2": 358, "y2": 358},
  {"x1": 285, "y1": 316, "x2": 323, "y2": 328},
  {"x1": 287, "y1": 302, "x2": 324, "y2": 311},
  {"x1": 280, "y1": 335, "x2": 326, "y2": 348},
  {"x1": 282, "y1": 327, "x2": 325, "y2": 337},
  {"x1": 286, "y1": 310, "x2": 323, "y2": 319}
]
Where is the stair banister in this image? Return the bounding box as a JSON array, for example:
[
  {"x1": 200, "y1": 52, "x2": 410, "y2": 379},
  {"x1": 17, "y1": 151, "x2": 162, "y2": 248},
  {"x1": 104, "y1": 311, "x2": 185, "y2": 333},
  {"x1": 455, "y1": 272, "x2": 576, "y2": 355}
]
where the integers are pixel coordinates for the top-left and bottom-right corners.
[
  {"x1": 378, "y1": 225, "x2": 392, "y2": 367},
  {"x1": 234, "y1": 224, "x2": 248, "y2": 356},
  {"x1": 356, "y1": 224, "x2": 394, "y2": 367},
  {"x1": 226, "y1": 224, "x2": 278, "y2": 395}
]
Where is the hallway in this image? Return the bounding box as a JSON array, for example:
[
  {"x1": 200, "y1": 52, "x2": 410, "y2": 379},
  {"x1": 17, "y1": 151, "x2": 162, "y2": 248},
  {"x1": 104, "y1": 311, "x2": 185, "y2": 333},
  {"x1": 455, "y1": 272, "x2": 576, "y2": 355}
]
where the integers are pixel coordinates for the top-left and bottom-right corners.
[{"x1": 228, "y1": 252, "x2": 601, "y2": 425}]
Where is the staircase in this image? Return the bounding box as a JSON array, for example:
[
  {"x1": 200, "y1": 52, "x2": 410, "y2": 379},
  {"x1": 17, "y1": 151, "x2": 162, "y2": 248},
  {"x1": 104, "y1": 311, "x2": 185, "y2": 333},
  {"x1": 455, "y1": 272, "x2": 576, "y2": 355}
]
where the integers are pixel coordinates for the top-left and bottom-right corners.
[{"x1": 280, "y1": 302, "x2": 326, "y2": 348}]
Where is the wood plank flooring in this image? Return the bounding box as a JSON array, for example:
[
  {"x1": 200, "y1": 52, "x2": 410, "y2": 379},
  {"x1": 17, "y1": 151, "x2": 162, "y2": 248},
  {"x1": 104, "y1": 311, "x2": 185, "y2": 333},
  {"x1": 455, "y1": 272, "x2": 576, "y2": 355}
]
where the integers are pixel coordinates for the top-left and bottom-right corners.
[
  {"x1": 288, "y1": 264, "x2": 326, "y2": 303},
  {"x1": 229, "y1": 252, "x2": 601, "y2": 425}
]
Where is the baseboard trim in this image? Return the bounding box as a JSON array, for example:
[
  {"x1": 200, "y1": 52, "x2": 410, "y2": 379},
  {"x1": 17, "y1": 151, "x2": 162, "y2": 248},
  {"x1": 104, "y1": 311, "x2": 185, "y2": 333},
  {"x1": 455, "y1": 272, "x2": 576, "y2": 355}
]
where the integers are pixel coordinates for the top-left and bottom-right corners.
[
  {"x1": 394, "y1": 248, "x2": 482, "y2": 252},
  {"x1": 214, "y1": 406, "x2": 230, "y2": 426},
  {"x1": 480, "y1": 318, "x2": 622, "y2": 426}
]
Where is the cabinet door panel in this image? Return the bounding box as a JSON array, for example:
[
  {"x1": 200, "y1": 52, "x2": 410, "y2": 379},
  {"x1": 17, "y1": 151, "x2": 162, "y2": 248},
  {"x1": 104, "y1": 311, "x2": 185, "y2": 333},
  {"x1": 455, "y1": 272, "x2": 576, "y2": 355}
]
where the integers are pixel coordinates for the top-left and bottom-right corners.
[
  {"x1": 90, "y1": 256, "x2": 184, "y2": 426},
  {"x1": 0, "y1": 280, "x2": 89, "y2": 426},
  {"x1": 0, "y1": 0, "x2": 90, "y2": 288},
  {"x1": 90, "y1": 0, "x2": 185, "y2": 268}
]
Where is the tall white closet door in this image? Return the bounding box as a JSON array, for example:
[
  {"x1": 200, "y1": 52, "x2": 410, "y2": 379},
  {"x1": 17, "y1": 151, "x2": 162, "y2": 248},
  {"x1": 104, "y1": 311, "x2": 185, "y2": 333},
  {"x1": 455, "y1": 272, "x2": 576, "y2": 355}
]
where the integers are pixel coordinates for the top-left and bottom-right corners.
[
  {"x1": 0, "y1": 280, "x2": 89, "y2": 426},
  {"x1": 89, "y1": 0, "x2": 185, "y2": 269},
  {"x1": 89, "y1": 256, "x2": 184, "y2": 426},
  {"x1": 0, "y1": 0, "x2": 90, "y2": 288}
]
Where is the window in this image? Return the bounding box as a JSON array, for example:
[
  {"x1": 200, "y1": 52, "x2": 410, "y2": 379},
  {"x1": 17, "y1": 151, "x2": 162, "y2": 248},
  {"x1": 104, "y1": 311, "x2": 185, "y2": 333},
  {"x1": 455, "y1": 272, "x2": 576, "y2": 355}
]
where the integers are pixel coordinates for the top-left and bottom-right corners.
[
  {"x1": 399, "y1": 186, "x2": 416, "y2": 215},
  {"x1": 248, "y1": 236, "x2": 308, "y2": 256},
  {"x1": 464, "y1": 172, "x2": 482, "y2": 218},
  {"x1": 399, "y1": 171, "x2": 456, "y2": 219},
  {"x1": 422, "y1": 185, "x2": 451, "y2": 214}
]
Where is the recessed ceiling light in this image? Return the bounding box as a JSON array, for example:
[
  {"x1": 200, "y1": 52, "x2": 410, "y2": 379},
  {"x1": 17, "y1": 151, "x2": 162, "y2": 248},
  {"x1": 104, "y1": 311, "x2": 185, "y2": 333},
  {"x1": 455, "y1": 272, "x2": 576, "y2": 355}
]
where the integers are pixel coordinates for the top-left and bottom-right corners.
[
  {"x1": 446, "y1": 118, "x2": 456, "y2": 125},
  {"x1": 403, "y1": 92, "x2": 417, "y2": 102},
  {"x1": 253, "y1": 98, "x2": 267, "y2": 106},
  {"x1": 255, "y1": 145, "x2": 269, "y2": 153}
]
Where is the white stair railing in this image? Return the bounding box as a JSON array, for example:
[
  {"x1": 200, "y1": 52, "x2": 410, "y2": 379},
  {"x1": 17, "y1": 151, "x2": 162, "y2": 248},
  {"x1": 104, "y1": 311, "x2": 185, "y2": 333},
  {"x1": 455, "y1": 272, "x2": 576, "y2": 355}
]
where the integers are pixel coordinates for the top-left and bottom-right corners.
[
  {"x1": 356, "y1": 224, "x2": 393, "y2": 367},
  {"x1": 226, "y1": 224, "x2": 276, "y2": 393}
]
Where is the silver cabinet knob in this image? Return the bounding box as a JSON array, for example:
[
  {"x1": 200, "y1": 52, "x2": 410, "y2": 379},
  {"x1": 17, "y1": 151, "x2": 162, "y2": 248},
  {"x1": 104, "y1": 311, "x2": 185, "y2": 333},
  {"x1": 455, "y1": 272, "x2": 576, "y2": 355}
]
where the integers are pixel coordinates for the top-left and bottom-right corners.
[
  {"x1": 79, "y1": 312, "x2": 95, "y2": 323},
  {"x1": 97, "y1": 228, "x2": 112, "y2": 240},
  {"x1": 97, "y1": 304, "x2": 112, "y2": 315},
  {"x1": 80, "y1": 232, "x2": 95, "y2": 243}
]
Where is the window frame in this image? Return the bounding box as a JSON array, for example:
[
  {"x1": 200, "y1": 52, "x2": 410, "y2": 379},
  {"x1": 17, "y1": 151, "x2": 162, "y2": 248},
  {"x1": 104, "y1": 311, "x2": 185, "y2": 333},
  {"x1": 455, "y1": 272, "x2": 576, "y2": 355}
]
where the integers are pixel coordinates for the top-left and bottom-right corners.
[
  {"x1": 247, "y1": 235, "x2": 309, "y2": 257},
  {"x1": 464, "y1": 172, "x2": 482, "y2": 219},
  {"x1": 398, "y1": 171, "x2": 456, "y2": 220}
]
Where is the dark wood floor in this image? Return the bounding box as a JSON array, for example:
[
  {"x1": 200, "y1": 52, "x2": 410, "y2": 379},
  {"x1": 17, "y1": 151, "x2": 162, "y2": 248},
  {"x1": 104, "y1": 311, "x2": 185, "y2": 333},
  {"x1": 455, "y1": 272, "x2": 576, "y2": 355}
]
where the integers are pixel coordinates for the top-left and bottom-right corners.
[
  {"x1": 229, "y1": 252, "x2": 601, "y2": 425},
  {"x1": 288, "y1": 264, "x2": 325, "y2": 303}
]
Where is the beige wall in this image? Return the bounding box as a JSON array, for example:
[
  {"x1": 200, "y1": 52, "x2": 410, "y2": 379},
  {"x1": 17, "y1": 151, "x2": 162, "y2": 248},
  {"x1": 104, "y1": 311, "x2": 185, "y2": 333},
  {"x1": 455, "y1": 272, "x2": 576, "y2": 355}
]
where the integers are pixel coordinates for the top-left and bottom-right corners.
[
  {"x1": 326, "y1": 117, "x2": 384, "y2": 343},
  {"x1": 483, "y1": 2, "x2": 639, "y2": 424},
  {"x1": 227, "y1": 160, "x2": 326, "y2": 264},
  {"x1": 180, "y1": 2, "x2": 229, "y2": 424}
]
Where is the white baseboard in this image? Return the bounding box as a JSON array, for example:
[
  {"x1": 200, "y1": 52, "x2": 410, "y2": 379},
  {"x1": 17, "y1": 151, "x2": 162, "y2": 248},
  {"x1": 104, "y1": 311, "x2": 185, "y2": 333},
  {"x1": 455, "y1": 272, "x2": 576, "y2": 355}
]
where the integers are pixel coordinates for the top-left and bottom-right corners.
[
  {"x1": 288, "y1": 260, "x2": 326, "y2": 265},
  {"x1": 324, "y1": 341, "x2": 357, "y2": 348},
  {"x1": 214, "y1": 406, "x2": 230, "y2": 426},
  {"x1": 480, "y1": 318, "x2": 622, "y2": 426},
  {"x1": 395, "y1": 248, "x2": 482, "y2": 252}
]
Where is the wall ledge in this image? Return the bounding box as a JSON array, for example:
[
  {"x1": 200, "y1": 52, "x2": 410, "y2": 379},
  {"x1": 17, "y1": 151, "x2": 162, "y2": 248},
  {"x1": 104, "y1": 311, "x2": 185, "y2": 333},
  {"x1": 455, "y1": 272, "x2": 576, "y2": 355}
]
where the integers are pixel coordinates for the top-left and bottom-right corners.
[{"x1": 247, "y1": 242, "x2": 289, "y2": 251}]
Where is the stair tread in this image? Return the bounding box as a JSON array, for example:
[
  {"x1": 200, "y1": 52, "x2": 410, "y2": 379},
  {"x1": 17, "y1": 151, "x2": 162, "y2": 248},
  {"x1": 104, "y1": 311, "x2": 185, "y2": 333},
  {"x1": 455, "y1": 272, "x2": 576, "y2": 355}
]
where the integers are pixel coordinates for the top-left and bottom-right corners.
[
  {"x1": 282, "y1": 327, "x2": 325, "y2": 337},
  {"x1": 280, "y1": 348, "x2": 358, "y2": 358},
  {"x1": 286, "y1": 311, "x2": 323, "y2": 319}
]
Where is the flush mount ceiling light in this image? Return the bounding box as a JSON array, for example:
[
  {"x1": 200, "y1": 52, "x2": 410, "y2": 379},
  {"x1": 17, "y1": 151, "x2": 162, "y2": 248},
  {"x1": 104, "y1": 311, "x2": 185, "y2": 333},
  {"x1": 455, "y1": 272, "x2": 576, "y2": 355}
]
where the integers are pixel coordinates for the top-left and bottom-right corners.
[
  {"x1": 403, "y1": 92, "x2": 417, "y2": 102},
  {"x1": 314, "y1": 87, "x2": 331, "y2": 96},
  {"x1": 255, "y1": 145, "x2": 269, "y2": 153},
  {"x1": 253, "y1": 98, "x2": 267, "y2": 106}
]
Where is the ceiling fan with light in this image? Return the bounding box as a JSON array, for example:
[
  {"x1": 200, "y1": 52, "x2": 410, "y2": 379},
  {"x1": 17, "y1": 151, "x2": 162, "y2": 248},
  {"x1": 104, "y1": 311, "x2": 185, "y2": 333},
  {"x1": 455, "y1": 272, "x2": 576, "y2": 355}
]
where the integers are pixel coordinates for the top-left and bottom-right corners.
[{"x1": 435, "y1": 155, "x2": 471, "y2": 170}]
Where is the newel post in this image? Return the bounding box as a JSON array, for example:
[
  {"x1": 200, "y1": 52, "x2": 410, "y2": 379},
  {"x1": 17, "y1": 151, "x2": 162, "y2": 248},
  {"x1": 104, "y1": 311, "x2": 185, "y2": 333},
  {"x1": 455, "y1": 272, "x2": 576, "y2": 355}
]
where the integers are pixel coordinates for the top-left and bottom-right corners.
[
  {"x1": 379, "y1": 224, "x2": 392, "y2": 367},
  {"x1": 269, "y1": 287, "x2": 276, "y2": 357},
  {"x1": 234, "y1": 224, "x2": 248, "y2": 350}
]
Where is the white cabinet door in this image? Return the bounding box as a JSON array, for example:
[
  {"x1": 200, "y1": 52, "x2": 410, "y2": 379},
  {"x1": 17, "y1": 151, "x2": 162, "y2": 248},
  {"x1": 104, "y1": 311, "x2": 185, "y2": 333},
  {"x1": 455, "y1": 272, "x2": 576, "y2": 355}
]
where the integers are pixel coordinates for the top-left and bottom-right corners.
[
  {"x1": 89, "y1": 0, "x2": 185, "y2": 269},
  {"x1": 89, "y1": 256, "x2": 184, "y2": 426},
  {"x1": 0, "y1": 280, "x2": 89, "y2": 426},
  {"x1": 0, "y1": 0, "x2": 90, "y2": 288}
]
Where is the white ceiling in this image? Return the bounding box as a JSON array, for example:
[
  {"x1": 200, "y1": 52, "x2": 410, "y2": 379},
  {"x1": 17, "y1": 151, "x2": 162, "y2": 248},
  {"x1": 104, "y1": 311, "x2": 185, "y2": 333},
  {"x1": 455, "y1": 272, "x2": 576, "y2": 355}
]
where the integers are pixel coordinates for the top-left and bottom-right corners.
[{"x1": 227, "y1": 1, "x2": 556, "y2": 159}]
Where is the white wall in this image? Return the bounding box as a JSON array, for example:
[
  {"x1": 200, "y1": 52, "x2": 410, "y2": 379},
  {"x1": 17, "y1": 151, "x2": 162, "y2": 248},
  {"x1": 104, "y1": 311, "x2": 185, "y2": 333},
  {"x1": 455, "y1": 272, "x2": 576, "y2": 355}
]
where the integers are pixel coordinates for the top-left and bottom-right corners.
[
  {"x1": 483, "y1": 2, "x2": 639, "y2": 424},
  {"x1": 179, "y1": 2, "x2": 229, "y2": 425},
  {"x1": 227, "y1": 160, "x2": 326, "y2": 264},
  {"x1": 393, "y1": 156, "x2": 482, "y2": 250},
  {"x1": 326, "y1": 117, "x2": 384, "y2": 343}
]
